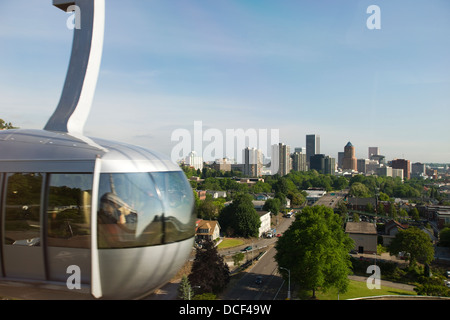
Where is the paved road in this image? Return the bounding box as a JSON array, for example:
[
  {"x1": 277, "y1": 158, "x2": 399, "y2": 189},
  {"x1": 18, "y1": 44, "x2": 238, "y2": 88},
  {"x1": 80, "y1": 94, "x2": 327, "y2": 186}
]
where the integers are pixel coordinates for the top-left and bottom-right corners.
[
  {"x1": 219, "y1": 217, "x2": 295, "y2": 300},
  {"x1": 147, "y1": 215, "x2": 295, "y2": 300}
]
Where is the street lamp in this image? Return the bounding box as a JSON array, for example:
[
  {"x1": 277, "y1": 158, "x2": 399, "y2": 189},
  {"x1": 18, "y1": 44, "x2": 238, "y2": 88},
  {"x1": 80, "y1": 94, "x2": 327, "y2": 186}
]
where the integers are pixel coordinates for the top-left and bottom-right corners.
[
  {"x1": 189, "y1": 285, "x2": 201, "y2": 300},
  {"x1": 279, "y1": 267, "x2": 291, "y2": 300}
]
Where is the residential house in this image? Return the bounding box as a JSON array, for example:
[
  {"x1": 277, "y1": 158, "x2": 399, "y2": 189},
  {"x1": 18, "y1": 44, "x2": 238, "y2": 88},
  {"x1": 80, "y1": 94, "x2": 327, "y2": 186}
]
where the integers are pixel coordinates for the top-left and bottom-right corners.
[
  {"x1": 345, "y1": 222, "x2": 377, "y2": 254},
  {"x1": 195, "y1": 220, "x2": 221, "y2": 242},
  {"x1": 347, "y1": 197, "x2": 377, "y2": 211},
  {"x1": 382, "y1": 220, "x2": 408, "y2": 246}
]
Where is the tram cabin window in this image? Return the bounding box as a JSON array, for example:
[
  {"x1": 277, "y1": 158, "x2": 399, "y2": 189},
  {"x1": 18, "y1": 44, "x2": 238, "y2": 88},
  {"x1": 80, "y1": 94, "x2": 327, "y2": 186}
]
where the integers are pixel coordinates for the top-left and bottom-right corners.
[{"x1": 47, "y1": 173, "x2": 93, "y2": 248}]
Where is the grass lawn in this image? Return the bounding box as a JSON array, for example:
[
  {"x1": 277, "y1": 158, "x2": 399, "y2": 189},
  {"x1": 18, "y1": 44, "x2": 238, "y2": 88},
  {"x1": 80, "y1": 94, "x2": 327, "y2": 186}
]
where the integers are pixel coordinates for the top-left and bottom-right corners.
[
  {"x1": 313, "y1": 280, "x2": 416, "y2": 300},
  {"x1": 217, "y1": 238, "x2": 244, "y2": 249}
]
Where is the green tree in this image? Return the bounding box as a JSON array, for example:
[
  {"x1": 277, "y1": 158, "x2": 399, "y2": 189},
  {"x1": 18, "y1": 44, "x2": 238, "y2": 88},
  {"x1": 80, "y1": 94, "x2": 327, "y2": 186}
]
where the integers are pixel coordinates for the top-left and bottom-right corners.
[
  {"x1": 0, "y1": 119, "x2": 16, "y2": 130},
  {"x1": 365, "y1": 202, "x2": 374, "y2": 213},
  {"x1": 414, "y1": 276, "x2": 450, "y2": 297},
  {"x1": 198, "y1": 198, "x2": 219, "y2": 220},
  {"x1": 388, "y1": 227, "x2": 434, "y2": 268},
  {"x1": 178, "y1": 275, "x2": 194, "y2": 300},
  {"x1": 388, "y1": 202, "x2": 397, "y2": 219},
  {"x1": 378, "y1": 192, "x2": 390, "y2": 201},
  {"x1": 275, "y1": 205, "x2": 354, "y2": 299},
  {"x1": 287, "y1": 191, "x2": 306, "y2": 207},
  {"x1": 410, "y1": 207, "x2": 420, "y2": 222},
  {"x1": 218, "y1": 193, "x2": 261, "y2": 238},
  {"x1": 188, "y1": 239, "x2": 230, "y2": 295},
  {"x1": 349, "y1": 182, "x2": 371, "y2": 198},
  {"x1": 377, "y1": 202, "x2": 385, "y2": 215},
  {"x1": 439, "y1": 227, "x2": 450, "y2": 247},
  {"x1": 232, "y1": 252, "x2": 245, "y2": 267},
  {"x1": 263, "y1": 198, "x2": 281, "y2": 214}
]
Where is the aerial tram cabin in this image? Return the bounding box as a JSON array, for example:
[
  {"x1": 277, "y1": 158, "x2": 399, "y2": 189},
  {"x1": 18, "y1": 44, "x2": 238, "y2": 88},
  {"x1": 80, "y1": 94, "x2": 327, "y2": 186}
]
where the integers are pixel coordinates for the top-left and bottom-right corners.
[
  {"x1": 0, "y1": 129, "x2": 195, "y2": 299},
  {"x1": 0, "y1": 0, "x2": 196, "y2": 299}
]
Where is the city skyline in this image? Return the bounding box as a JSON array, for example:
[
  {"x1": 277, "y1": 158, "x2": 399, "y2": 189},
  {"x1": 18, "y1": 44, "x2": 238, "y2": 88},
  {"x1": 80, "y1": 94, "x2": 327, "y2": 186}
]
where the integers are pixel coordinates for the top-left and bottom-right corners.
[{"x1": 1, "y1": 1, "x2": 449, "y2": 164}]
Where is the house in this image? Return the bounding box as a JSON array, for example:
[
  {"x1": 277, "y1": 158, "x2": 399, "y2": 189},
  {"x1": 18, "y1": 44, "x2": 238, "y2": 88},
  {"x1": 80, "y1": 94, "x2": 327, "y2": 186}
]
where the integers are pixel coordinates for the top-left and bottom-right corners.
[
  {"x1": 195, "y1": 220, "x2": 221, "y2": 241},
  {"x1": 420, "y1": 205, "x2": 450, "y2": 229},
  {"x1": 345, "y1": 222, "x2": 377, "y2": 254},
  {"x1": 196, "y1": 190, "x2": 206, "y2": 201},
  {"x1": 385, "y1": 220, "x2": 408, "y2": 236},
  {"x1": 258, "y1": 211, "x2": 271, "y2": 238},
  {"x1": 347, "y1": 197, "x2": 377, "y2": 211},
  {"x1": 383, "y1": 220, "x2": 408, "y2": 246}
]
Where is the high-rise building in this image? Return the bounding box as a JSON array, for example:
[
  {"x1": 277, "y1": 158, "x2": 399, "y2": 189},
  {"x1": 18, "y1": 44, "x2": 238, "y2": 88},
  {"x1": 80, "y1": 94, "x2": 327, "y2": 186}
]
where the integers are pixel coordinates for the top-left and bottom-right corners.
[
  {"x1": 368, "y1": 147, "x2": 379, "y2": 158},
  {"x1": 324, "y1": 156, "x2": 336, "y2": 175},
  {"x1": 343, "y1": 142, "x2": 357, "y2": 171},
  {"x1": 306, "y1": 134, "x2": 320, "y2": 165},
  {"x1": 337, "y1": 152, "x2": 344, "y2": 169},
  {"x1": 377, "y1": 166, "x2": 392, "y2": 177},
  {"x1": 271, "y1": 143, "x2": 291, "y2": 176},
  {"x1": 392, "y1": 168, "x2": 404, "y2": 180},
  {"x1": 243, "y1": 147, "x2": 263, "y2": 177},
  {"x1": 357, "y1": 159, "x2": 369, "y2": 173},
  {"x1": 391, "y1": 158, "x2": 410, "y2": 180},
  {"x1": 411, "y1": 162, "x2": 426, "y2": 178},
  {"x1": 185, "y1": 151, "x2": 203, "y2": 170},
  {"x1": 291, "y1": 151, "x2": 307, "y2": 172},
  {"x1": 310, "y1": 154, "x2": 325, "y2": 173}
]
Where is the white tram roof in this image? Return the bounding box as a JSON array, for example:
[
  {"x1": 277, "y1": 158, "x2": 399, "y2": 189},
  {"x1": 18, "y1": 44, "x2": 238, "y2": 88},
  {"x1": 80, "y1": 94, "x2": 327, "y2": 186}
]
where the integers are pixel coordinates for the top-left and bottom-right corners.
[{"x1": 0, "y1": 129, "x2": 179, "y2": 173}]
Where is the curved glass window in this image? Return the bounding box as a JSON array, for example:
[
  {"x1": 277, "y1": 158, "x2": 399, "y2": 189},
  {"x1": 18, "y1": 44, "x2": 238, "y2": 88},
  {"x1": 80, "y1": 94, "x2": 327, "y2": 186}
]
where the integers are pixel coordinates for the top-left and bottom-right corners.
[
  {"x1": 151, "y1": 171, "x2": 196, "y2": 243},
  {"x1": 97, "y1": 171, "x2": 194, "y2": 248}
]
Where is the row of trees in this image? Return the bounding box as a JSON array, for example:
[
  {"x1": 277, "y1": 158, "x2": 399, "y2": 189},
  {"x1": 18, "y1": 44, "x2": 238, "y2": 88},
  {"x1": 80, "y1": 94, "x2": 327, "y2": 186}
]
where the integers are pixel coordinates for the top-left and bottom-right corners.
[{"x1": 186, "y1": 166, "x2": 447, "y2": 209}]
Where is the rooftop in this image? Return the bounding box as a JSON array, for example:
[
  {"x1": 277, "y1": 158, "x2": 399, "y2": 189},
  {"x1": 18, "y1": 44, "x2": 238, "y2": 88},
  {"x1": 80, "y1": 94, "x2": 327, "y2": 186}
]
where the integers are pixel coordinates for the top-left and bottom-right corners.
[{"x1": 345, "y1": 222, "x2": 377, "y2": 235}]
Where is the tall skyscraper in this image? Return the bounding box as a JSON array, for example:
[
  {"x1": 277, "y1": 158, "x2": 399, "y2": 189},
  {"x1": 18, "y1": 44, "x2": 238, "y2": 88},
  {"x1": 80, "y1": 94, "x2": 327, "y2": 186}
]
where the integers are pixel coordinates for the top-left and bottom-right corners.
[
  {"x1": 292, "y1": 151, "x2": 307, "y2": 172},
  {"x1": 271, "y1": 143, "x2": 291, "y2": 176},
  {"x1": 324, "y1": 156, "x2": 336, "y2": 175},
  {"x1": 310, "y1": 154, "x2": 325, "y2": 173},
  {"x1": 185, "y1": 151, "x2": 203, "y2": 170},
  {"x1": 343, "y1": 141, "x2": 357, "y2": 171},
  {"x1": 368, "y1": 147, "x2": 379, "y2": 158},
  {"x1": 411, "y1": 162, "x2": 426, "y2": 177},
  {"x1": 391, "y1": 158, "x2": 410, "y2": 180},
  {"x1": 337, "y1": 152, "x2": 344, "y2": 169},
  {"x1": 306, "y1": 134, "x2": 320, "y2": 165},
  {"x1": 243, "y1": 147, "x2": 263, "y2": 177}
]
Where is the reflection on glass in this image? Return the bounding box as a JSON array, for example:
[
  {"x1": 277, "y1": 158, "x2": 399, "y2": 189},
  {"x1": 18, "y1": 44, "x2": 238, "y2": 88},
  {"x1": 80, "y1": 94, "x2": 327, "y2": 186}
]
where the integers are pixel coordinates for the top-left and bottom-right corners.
[
  {"x1": 98, "y1": 173, "x2": 164, "y2": 248},
  {"x1": 151, "y1": 171, "x2": 196, "y2": 243},
  {"x1": 4, "y1": 173, "x2": 43, "y2": 246},
  {"x1": 47, "y1": 174, "x2": 92, "y2": 248},
  {"x1": 97, "y1": 172, "x2": 195, "y2": 249}
]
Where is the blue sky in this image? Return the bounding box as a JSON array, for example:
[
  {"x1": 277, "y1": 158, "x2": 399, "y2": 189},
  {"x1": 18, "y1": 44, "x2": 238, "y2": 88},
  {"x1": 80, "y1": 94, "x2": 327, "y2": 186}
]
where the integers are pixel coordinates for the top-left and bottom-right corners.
[{"x1": 0, "y1": 0, "x2": 449, "y2": 164}]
